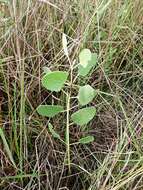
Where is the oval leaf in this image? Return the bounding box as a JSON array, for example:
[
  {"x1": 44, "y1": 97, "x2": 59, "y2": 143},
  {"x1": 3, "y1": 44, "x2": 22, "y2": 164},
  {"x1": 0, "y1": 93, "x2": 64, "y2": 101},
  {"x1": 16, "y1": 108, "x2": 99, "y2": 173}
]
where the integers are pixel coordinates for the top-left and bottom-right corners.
[
  {"x1": 79, "y1": 49, "x2": 92, "y2": 68},
  {"x1": 78, "y1": 85, "x2": 96, "y2": 106},
  {"x1": 42, "y1": 71, "x2": 68, "y2": 92},
  {"x1": 79, "y1": 136, "x2": 94, "y2": 144},
  {"x1": 78, "y1": 53, "x2": 97, "y2": 76},
  {"x1": 71, "y1": 107, "x2": 96, "y2": 126},
  {"x1": 37, "y1": 105, "x2": 64, "y2": 118}
]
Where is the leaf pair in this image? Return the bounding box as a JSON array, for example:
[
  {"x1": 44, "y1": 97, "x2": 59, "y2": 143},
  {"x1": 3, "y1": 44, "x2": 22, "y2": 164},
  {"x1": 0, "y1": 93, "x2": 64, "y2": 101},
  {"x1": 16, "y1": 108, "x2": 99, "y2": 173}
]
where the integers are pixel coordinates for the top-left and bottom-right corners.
[
  {"x1": 69, "y1": 85, "x2": 97, "y2": 126},
  {"x1": 37, "y1": 105, "x2": 96, "y2": 126},
  {"x1": 78, "y1": 49, "x2": 97, "y2": 76},
  {"x1": 42, "y1": 70, "x2": 97, "y2": 106},
  {"x1": 37, "y1": 71, "x2": 68, "y2": 118}
]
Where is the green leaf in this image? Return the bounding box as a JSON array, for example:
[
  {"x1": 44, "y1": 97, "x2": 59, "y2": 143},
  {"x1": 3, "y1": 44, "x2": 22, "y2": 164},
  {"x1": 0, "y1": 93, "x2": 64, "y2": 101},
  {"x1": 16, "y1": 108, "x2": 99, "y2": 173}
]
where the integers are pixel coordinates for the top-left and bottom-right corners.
[
  {"x1": 78, "y1": 85, "x2": 96, "y2": 106},
  {"x1": 71, "y1": 107, "x2": 96, "y2": 126},
  {"x1": 48, "y1": 123, "x2": 61, "y2": 140},
  {"x1": 79, "y1": 49, "x2": 92, "y2": 68},
  {"x1": 37, "y1": 105, "x2": 64, "y2": 118},
  {"x1": 42, "y1": 71, "x2": 68, "y2": 92},
  {"x1": 78, "y1": 53, "x2": 97, "y2": 76},
  {"x1": 79, "y1": 136, "x2": 94, "y2": 144}
]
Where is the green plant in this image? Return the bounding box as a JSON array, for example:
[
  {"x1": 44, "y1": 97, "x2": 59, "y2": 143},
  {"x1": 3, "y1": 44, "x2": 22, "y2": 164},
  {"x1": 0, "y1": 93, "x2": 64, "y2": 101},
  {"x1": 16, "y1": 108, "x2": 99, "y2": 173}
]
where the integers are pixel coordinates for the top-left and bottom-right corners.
[{"x1": 36, "y1": 34, "x2": 98, "y2": 171}]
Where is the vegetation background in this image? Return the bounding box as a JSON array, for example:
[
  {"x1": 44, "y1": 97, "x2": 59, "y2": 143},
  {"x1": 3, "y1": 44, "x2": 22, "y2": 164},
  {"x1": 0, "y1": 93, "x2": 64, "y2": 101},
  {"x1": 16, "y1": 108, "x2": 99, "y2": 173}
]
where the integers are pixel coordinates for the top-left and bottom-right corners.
[{"x1": 0, "y1": 0, "x2": 143, "y2": 189}]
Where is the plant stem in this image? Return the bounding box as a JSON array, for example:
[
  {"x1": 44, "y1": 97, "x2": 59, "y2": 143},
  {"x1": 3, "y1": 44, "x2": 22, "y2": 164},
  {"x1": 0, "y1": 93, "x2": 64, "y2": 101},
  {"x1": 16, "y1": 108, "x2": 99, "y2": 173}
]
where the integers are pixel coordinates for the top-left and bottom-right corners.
[
  {"x1": 65, "y1": 52, "x2": 73, "y2": 172},
  {"x1": 66, "y1": 92, "x2": 71, "y2": 172}
]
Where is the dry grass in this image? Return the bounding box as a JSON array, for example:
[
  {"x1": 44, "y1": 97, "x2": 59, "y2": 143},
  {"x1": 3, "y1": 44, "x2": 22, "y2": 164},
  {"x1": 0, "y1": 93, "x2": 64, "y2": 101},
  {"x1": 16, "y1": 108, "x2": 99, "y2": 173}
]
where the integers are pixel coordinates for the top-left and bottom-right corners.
[{"x1": 0, "y1": 0, "x2": 143, "y2": 189}]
